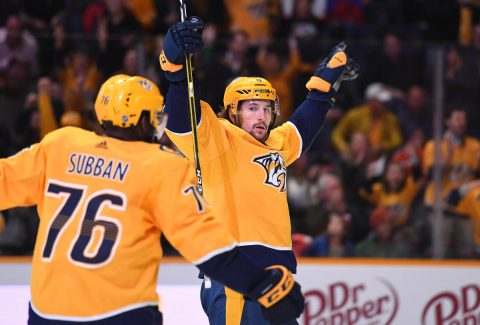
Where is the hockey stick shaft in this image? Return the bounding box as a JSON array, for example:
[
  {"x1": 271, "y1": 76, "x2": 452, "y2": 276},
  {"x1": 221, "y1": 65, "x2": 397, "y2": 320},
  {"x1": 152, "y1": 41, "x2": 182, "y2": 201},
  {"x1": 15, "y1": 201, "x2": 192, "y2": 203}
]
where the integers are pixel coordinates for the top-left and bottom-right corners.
[{"x1": 179, "y1": 0, "x2": 204, "y2": 195}]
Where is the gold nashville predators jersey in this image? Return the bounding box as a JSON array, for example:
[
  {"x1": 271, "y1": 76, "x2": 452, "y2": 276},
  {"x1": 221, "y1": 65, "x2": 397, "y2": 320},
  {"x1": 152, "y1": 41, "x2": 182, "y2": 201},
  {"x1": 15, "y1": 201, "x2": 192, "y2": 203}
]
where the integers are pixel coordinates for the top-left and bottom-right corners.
[
  {"x1": 0, "y1": 126, "x2": 237, "y2": 320},
  {"x1": 166, "y1": 101, "x2": 302, "y2": 271},
  {"x1": 359, "y1": 176, "x2": 421, "y2": 226},
  {"x1": 423, "y1": 137, "x2": 480, "y2": 207},
  {"x1": 455, "y1": 187, "x2": 480, "y2": 246}
]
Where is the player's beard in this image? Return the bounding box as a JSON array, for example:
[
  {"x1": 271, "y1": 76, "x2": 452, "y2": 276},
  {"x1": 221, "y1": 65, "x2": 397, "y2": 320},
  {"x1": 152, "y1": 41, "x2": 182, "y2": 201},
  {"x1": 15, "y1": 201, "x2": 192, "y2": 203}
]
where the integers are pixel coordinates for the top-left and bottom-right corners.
[{"x1": 249, "y1": 123, "x2": 269, "y2": 142}]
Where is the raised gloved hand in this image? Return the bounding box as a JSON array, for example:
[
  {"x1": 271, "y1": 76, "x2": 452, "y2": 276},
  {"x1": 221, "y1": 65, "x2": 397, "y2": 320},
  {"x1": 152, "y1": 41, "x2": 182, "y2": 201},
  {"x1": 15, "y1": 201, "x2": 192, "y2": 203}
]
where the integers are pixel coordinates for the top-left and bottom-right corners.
[
  {"x1": 159, "y1": 16, "x2": 204, "y2": 82},
  {"x1": 246, "y1": 265, "x2": 304, "y2": 324},
  {"x1": 306, "y1": 41, "x2": 360, "y2": 103}
]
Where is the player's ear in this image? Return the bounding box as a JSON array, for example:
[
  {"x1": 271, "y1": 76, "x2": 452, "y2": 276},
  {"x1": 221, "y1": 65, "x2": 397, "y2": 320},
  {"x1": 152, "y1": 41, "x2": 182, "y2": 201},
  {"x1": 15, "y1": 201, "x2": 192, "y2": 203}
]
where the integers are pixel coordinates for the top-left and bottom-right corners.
[{"x1": 228, "y1": 108, "x2": 235, "y2": 122}]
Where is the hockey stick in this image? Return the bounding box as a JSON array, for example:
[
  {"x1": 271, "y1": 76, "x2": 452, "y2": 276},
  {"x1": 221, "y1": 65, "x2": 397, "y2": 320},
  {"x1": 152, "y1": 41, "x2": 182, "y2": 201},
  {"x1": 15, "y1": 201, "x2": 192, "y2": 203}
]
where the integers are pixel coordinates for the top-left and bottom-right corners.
[{"x1": 179, "y1": 0, "x2": 204, "y2": 196}]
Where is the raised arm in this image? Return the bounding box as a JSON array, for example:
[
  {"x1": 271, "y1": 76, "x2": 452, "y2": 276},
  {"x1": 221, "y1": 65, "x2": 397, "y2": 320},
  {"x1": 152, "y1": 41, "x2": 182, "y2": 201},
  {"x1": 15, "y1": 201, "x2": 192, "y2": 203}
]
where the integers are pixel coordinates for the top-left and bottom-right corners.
[
  {"x1": 160, "y1": 16, "x2": 204, "y2": 133},
  {"x1": 288, "y1": 42, "x2": 360, "y2": 153}
]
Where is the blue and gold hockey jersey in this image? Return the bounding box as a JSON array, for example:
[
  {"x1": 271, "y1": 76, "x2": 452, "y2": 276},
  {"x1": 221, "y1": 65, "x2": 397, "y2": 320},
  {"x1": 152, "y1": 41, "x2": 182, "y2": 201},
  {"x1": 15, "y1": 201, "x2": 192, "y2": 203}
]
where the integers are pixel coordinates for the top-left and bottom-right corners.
[
  {"x1": 165, "y1": 82, "x2": 331, "y2": 272},
  {"x1": 0, "y1": 126, "x2": 251, "y2": 321}
]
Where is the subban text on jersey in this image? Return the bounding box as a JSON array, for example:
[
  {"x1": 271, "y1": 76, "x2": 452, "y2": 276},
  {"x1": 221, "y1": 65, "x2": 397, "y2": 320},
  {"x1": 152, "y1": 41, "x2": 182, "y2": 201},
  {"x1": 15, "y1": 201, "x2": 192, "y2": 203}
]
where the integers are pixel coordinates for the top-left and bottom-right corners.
[{"x1": 67, "y1": 153, "x2": 130, "y2": 182}]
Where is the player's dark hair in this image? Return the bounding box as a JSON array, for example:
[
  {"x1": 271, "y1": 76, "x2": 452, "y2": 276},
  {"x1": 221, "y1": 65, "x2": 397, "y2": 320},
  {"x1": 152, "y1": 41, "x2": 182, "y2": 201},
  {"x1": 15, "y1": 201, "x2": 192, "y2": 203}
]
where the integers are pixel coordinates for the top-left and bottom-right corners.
[
  {"x1": 219, "y1": 106, "x2": 232, "y2": 122},
  {"x1": 444, "y1": 103, "x2": 467, "y2": 119},
  {"x1": 219, "y1": 100, "x2": 246, "y2": 124},
  {"x1": 101, "y1": 111, "x2": 155, "y2": 142}
]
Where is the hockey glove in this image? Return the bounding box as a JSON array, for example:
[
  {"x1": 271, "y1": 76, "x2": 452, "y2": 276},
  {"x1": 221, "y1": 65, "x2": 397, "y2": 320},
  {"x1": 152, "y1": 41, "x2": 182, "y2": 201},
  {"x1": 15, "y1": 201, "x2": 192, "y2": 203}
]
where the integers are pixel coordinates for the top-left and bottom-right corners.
[
  {"x1": 159, "y1": 16, "x2": 204, "y2": 82},
  {"x1": 306, "y1": 41, "x2": 360, "y2": 103},
  {"x1": 246, "y1": 265, "x2": 304, "y2": 324},
  {"x1": 446, "y1": 188, "x2": 462, "y2": 206}
]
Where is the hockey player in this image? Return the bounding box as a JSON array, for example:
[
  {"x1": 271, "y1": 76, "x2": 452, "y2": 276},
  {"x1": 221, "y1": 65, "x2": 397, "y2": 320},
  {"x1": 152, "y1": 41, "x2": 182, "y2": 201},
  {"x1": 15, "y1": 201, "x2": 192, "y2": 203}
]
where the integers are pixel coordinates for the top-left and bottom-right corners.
[
  {"x1": 160, "y1": 17, "x2": 359, "y2": 324},
  {"x1": 0, "y1": 75, "x2": 304, "y2": 324}
]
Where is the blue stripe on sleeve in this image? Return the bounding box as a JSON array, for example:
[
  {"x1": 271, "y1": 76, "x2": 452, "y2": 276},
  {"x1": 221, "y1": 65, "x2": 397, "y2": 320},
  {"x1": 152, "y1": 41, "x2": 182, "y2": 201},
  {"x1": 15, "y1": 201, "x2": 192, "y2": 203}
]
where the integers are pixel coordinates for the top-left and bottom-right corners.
[
  {"x1": 238, "y1": 245, "x2": 297, "y2": 273},
  {"x1": 288, "y1": 97, "x2": 331, "y2": 152},
  {"x1": 196, "y1": 247, "x2": 268, "y2": 295},
  {"x1": 164, "y1": 81, "x2": 202, "y2": 133}
]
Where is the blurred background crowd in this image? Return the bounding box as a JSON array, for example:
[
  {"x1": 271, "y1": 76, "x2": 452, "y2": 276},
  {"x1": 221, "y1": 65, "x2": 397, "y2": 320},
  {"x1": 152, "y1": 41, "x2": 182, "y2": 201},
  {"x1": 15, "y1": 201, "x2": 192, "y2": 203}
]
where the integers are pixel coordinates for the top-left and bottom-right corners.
[{"x1": 0, "y1": 0, "x2": 480, "y2": 260}]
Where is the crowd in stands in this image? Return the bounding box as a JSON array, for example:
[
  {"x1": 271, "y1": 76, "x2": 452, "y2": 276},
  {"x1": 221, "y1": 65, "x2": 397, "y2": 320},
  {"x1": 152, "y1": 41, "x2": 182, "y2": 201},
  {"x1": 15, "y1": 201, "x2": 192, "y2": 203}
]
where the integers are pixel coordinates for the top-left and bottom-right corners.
[{"x1": 0, "y1": 0, "x2": 479, "y2": 260}]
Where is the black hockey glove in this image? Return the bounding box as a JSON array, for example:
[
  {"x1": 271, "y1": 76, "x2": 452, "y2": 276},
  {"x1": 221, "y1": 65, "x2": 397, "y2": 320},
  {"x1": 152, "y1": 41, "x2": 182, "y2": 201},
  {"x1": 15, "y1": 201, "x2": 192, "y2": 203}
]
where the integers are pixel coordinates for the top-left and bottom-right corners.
[
  {"x1": 159, "y1": 16, "x2": 204, "y2": 82},
  {"x1": 246, "y1": 265, "x2": 304, "y2": 324},
  {"x1": 446, "y1": 188, "x2": 462, "y2": 206},
  {"x1": 306, "y1": 41, "x2": 360, "y2": 103}
]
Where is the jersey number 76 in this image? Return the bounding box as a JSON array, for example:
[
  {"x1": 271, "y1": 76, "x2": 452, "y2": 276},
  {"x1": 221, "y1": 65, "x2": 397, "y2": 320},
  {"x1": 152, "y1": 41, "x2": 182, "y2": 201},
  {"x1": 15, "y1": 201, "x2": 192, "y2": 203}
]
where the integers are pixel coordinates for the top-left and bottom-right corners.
[{"x1": 42, "y1": 180, "x2": 125, "y2": 268}]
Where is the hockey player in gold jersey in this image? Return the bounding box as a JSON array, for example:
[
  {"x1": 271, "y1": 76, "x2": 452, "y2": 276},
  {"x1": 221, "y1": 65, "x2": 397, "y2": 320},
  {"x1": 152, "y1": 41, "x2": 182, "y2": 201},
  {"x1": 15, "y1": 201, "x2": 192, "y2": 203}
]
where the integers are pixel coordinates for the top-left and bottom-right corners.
[
  {"x1": 0, "y1": 75, "x2": 305, "y2": 324},
  {"x1": 160, "y1": 16, "x2": 359, "y2": 324}
]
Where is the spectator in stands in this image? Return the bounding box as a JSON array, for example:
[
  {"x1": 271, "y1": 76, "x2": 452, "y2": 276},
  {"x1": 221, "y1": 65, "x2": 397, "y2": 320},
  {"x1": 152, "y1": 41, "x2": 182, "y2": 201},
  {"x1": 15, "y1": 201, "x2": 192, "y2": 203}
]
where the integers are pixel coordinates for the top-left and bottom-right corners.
[
  {"x1": 58, "y1": 49, "x2": 101, "y2": 128},
  {"x1": 124, "y1": 0, "x2": 159, "y2": 31},
  {"x1": 256, "y1": 36, "x2": 314, "y2": 120},
  {"x1": 303, "y1": 212, "x2": 354, "y2": 257},
  {"x1": 10, "y1": 92, "x2": 41, "y2": 152},
  {"x1": 198, "y1": 22, "x2": 219, "y2": 69},
  {"x1": 94, "y1": 0, "x2": 141, "y2": 76},
  {"x1": 359, "y1": 158, "x2": 422, "y2": 228},
  {"x1": 422, "y1": 105, "x2": 479, "y2": 258},
  {"x1": 325, "y1": 0, "x2": 365, "y2": 40},
  {"x1": 445, "y1": 45, "x2": 480, "y2": 137},
  {"x1": 0, "y1": 15, "x2": 39, "y2": 75},
  {"x1": 391, "y1": 127, "x2": 425, "y2": 176},
  {"x1": 38, "y1": 15, "x2": 72, "y2": 77},
  {"x1": 278, "y1": 0, "x2": 326, "y2": 67},
  {"x1": 337, "y1": 131, "x2": 374, "y2": 216},
  {"x1": 0, "y1": 56, "x2": 34, "y2": 155},
  {"x1": 393, "y1": 84, "x2": 433, "y2": 138},
  {"x1": 288, "y1": 153, "x2": 314, "y2": 233},
  {"x1": 201, "y1": 30, "x2": 260, "y2": 111},
  {"x1": 363, "y1": 32, "x2": 423, "y2": 92},
  {"x1": 291, "y1": 233, "x2": 313, "y2": 257},
  {"x1": 355, "y1": 206, "x2": 413, "y2": 258},
  {"x1": 307, "y1": 107, "x2": 344, "y2": 164},
  {"x1": 423, "y1": 105, "x2": 480, "y2": 210},
  {"x1": 153, "y1": 0, "x2": 180, "y2": 34},
  {"x1": 21, "y1": 0, "x2": 64, "y2": 34},
  {"x1": 363, "y1": 0, "x2": 405, "y2": 36},
  {"x1": 306, "y1": 173, "x2": 370, "y2": 244},
  {"x1": 36, "y1": 77, "x2": 65, "y2": 137},
  {"x1": 332, "y1": 82, "x2": 403, "y2": 159},
  {"x1": 224, "y1": 0, "x2": 275, "y2": 44},
  {"x1": 116, "y1": 47, "x2": 139, "y2": 76}
]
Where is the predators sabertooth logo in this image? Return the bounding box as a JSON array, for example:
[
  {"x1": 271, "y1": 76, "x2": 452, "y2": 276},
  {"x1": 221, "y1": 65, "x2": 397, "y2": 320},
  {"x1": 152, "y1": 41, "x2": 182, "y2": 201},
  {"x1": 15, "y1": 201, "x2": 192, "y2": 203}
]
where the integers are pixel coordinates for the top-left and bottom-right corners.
[{"x1": 253, "y1": 152, "x2": 287, "y2": 192}]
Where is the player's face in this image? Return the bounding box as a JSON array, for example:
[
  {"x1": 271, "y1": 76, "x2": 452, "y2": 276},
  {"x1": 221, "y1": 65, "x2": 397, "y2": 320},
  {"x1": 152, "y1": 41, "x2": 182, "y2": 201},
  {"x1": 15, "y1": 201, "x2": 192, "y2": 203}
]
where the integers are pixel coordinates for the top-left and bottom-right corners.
[
  {"x1": 385, "y1": 162, "x2": 404, "y2": 191},
  {"x1": 446, "y1": 110, "x2": 467, "y2": 137},
  {"x1": 237, "y1": 100, "x2": 273, "y2": 141}
]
